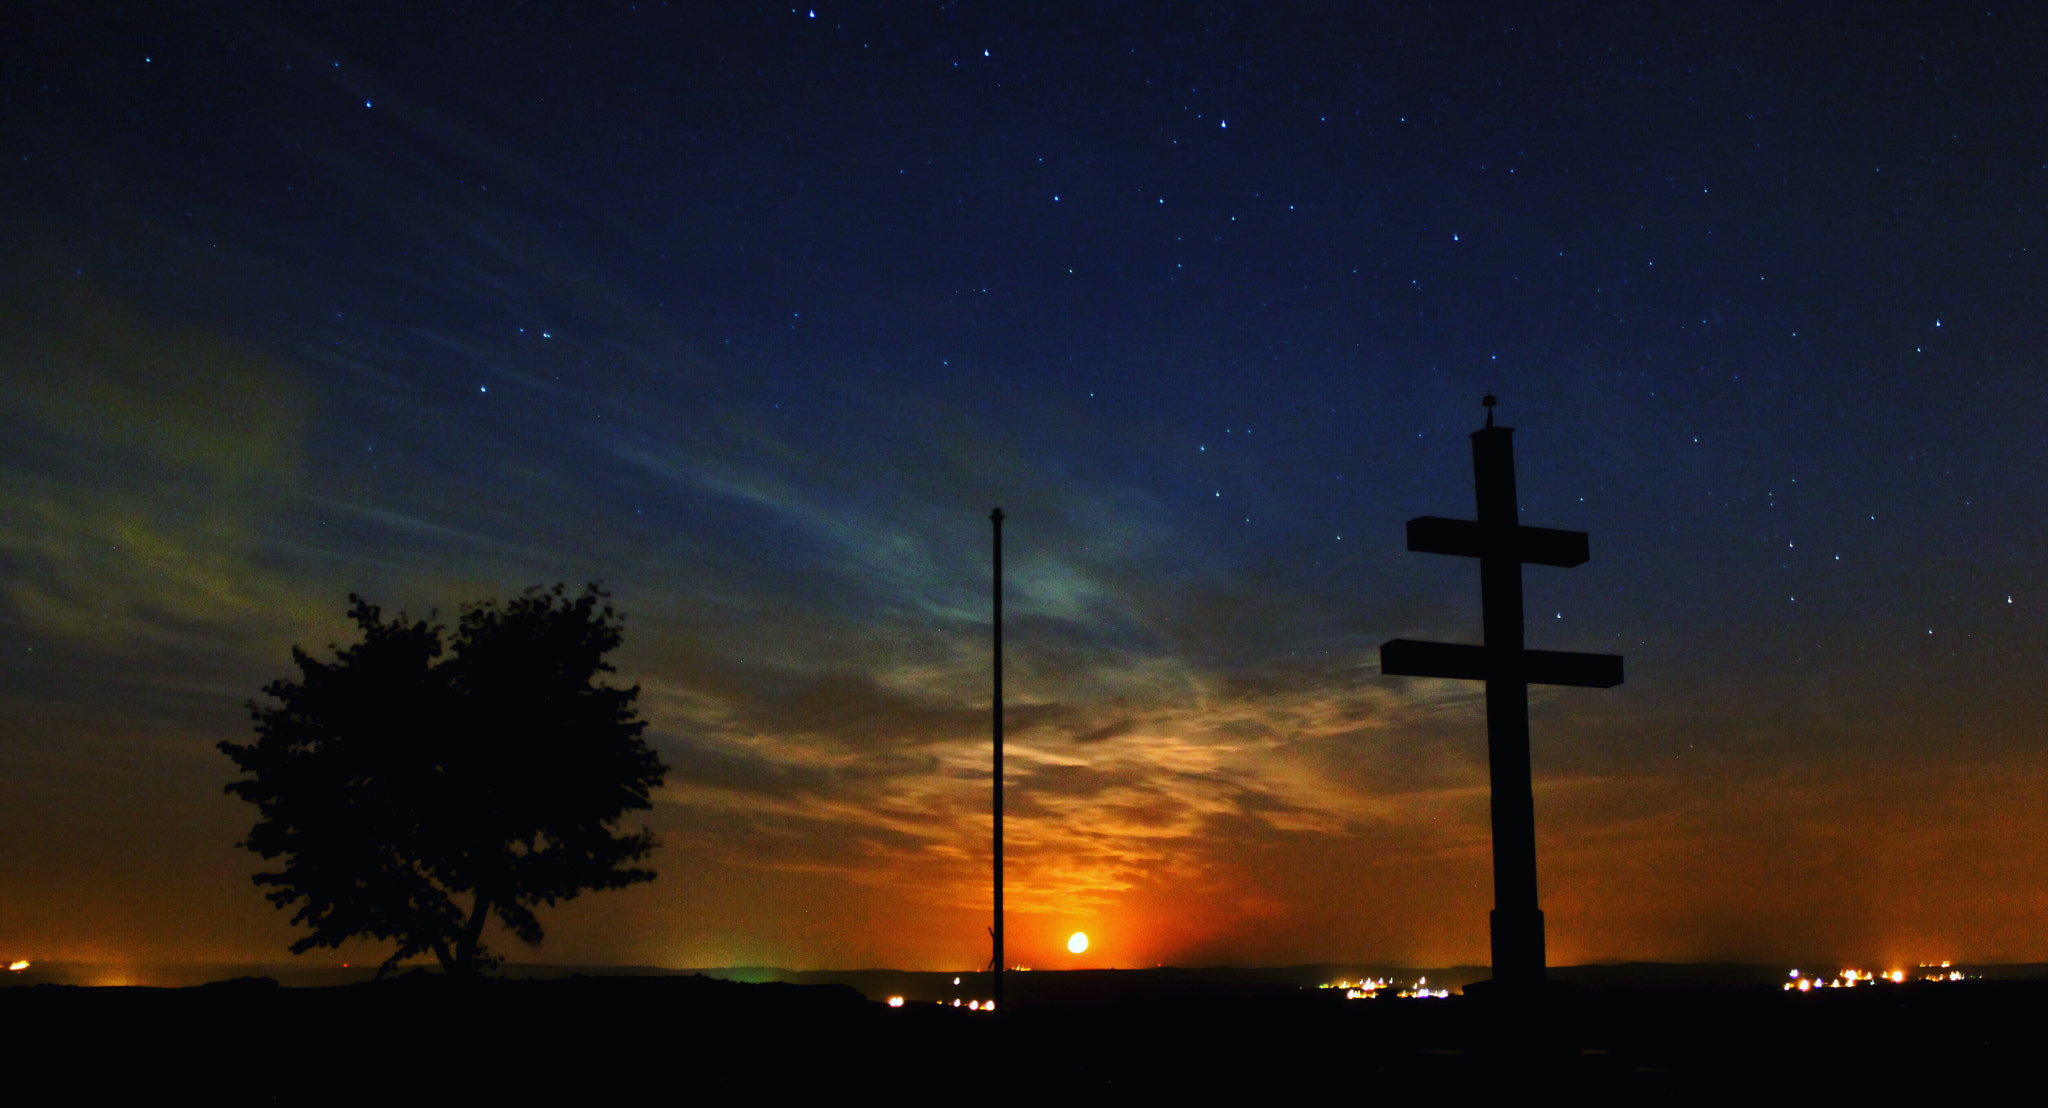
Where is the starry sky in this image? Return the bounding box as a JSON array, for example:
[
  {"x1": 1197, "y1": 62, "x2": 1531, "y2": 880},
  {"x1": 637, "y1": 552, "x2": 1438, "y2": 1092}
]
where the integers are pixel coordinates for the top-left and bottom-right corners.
[{"x1": 5, "y1": 2, "x2": 2048, "y2": 975}]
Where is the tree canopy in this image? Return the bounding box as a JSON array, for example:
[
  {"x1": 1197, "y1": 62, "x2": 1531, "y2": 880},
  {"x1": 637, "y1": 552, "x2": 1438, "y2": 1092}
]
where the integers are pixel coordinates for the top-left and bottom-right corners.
[{"x1": 221, "y1": 584, "x2": 668, "y2": 975}]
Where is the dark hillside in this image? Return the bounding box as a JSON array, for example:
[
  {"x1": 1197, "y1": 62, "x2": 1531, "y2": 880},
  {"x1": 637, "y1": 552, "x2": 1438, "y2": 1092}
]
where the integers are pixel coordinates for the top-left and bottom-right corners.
[{"x1": 5, "y1": 971, "x2": 2039, "y2": 1098}]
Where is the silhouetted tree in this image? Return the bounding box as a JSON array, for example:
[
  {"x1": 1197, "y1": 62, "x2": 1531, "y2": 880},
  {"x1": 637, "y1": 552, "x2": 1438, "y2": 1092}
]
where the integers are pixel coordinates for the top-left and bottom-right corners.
[{"x1": 221, "y1": 584, "x2": 668, "y2": 976}]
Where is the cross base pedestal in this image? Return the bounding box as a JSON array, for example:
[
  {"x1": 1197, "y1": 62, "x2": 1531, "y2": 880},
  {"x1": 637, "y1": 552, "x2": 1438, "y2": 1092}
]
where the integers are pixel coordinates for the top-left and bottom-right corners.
[{"x1": 1488, "y1": 906, "x2": 1547, "y2": 987}]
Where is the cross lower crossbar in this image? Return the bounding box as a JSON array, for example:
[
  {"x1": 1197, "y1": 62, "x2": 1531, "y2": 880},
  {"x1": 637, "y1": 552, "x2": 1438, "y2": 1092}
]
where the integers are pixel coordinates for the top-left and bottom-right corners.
[
  {"x1": 1379, "y1": 638, "x2": 1624, "y2": 688},
  {"x1": 1405, "y1": 516, "x2": 1591, "y2": 568}
]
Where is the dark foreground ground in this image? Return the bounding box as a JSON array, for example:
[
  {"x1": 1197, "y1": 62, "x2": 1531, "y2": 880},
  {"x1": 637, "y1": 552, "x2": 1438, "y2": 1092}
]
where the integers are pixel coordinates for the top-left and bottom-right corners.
[{"x1": 3, "y1": 969, "x2": 2039, "y2": 1100}]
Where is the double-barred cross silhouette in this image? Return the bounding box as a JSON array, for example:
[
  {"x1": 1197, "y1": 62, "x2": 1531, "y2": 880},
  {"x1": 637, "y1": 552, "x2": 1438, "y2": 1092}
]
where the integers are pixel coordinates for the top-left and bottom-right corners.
[{"x1": 1380, "y1": 397, "x2": 1623, "y2": 989}]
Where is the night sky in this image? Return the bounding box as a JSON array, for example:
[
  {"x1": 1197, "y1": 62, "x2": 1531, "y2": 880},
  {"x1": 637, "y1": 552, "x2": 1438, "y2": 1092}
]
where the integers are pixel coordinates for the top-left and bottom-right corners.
[{"x1": 5, "y1": 3, "x2": 2048, "y2": 976}]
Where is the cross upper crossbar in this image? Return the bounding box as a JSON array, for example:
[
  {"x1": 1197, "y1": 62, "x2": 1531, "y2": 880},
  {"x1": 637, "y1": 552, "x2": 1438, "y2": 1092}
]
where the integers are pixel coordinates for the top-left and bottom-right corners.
[{"x1": 1405, "y1": 516, "x2": 1589, "y2": 567}]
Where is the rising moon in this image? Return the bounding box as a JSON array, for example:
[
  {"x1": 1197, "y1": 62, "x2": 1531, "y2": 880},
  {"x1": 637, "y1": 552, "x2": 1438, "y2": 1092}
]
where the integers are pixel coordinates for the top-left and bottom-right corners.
[{"x1": 1067, "y1": 931, "x2": 1089, "y2": 954}]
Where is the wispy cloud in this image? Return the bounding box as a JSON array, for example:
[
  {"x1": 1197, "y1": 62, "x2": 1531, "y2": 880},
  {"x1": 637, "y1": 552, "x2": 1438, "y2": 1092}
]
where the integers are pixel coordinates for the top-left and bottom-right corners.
[{"x1": 0, "y1": 275, "x2": 324, "y2": 653}]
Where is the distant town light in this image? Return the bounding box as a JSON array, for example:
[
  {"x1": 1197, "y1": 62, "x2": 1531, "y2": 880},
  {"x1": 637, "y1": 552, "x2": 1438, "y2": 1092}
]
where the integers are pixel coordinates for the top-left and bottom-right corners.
[
  {"x1": 887, "y1": 996, "x2": 904, "y2": 1008},
  {"x1": 1785, "y1": 966, "x2": 1964, "y2": 991},
  {"x1": 1323, "y1": 975, "x2": 1443, "y2": 999}
]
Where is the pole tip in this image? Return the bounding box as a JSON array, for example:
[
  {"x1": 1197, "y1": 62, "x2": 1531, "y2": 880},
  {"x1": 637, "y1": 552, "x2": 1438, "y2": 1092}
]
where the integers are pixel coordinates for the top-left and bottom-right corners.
[
  {"x1": 990, "y1": 507, "x2": 1005, "y2": 523},
  {"x1": 1482, "y1": 393, "x2": 1497, "y2": 427}
]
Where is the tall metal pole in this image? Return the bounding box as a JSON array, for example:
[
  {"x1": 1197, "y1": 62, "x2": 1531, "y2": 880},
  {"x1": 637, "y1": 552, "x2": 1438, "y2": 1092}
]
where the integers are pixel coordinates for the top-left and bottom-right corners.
[{"x1": 990, "y1": 507, "x2": 1005, "y2": 1013}]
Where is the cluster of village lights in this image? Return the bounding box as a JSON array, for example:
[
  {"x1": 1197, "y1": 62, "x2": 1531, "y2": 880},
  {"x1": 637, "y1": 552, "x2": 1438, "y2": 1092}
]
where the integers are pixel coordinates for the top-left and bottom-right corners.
[
  {"x1": 885, "y1": 975, "x2": 997, "y2": 1011},
  {"x1": 1784, "y1": 962, "x2": 1969, "y2": 991},
  {"x1": 1321, "y1": 976, "x2": 1450, "y2": 999},
  {"x1": 886, "y1": 995, "x2": 996, "y2": 1010}
]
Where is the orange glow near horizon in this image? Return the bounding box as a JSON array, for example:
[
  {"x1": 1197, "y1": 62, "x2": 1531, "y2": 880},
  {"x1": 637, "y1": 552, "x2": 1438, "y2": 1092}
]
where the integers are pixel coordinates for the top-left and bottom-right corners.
[{"x1": 11, "y1": 711, "x2": 2048, "y2": 973}]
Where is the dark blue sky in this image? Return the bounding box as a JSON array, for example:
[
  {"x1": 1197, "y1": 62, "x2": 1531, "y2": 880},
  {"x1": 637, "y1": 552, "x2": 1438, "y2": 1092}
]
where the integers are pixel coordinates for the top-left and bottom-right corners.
[{"x1": 4, "y1": 2, "x2": 2047, "y2": 973}]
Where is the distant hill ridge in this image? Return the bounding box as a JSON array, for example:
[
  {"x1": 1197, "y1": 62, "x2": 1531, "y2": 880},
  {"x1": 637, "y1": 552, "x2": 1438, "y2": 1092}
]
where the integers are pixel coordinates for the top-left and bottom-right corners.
[{"x1": 12, "y1": 960, "x2": 2046, "y2": 994}]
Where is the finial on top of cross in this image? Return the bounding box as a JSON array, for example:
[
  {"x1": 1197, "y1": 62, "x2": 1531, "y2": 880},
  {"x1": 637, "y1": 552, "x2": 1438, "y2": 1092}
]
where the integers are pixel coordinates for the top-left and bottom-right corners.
[{"x1": 1482, "y1": 393, "x2": 1497, "y2": 427}]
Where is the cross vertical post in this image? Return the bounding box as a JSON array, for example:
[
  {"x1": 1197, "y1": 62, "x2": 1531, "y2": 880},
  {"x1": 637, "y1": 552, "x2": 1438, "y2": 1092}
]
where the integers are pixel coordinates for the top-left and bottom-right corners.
[
  {"x1": 1474, "y1": 418, "x2": 1543, "y2": 986},
  {"x1": 990, "y1": 507, "x2": 1005, "y2": 1013},
  {"x1": 1380, "y1": 397, "x2": 1622, "y2": 992}
]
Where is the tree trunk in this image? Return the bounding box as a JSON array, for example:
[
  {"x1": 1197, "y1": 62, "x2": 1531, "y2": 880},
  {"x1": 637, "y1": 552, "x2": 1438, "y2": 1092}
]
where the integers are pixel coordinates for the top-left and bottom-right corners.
[{"x1": 451, "y1": 891, "x2": 493, "y2": 975}]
